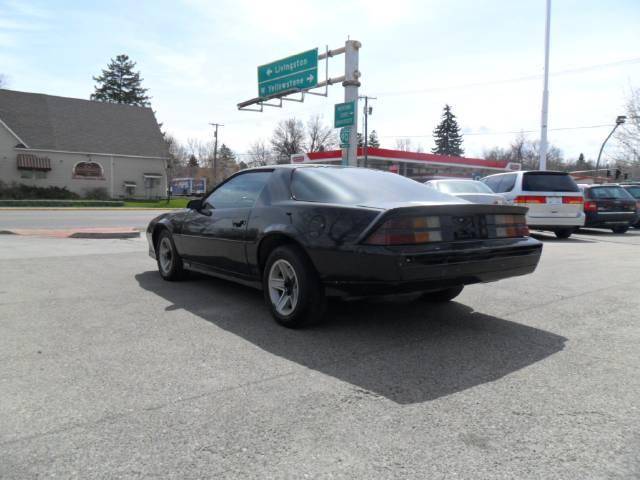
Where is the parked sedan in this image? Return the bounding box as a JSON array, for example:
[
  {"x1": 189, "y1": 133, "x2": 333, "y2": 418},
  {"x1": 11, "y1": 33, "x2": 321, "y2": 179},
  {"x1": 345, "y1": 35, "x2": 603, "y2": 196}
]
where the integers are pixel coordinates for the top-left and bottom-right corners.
[
  {"x1": 424, "y1": 179, "x2": 506, "y2": 205},
  {"x1": 147, "y1": 165, "x2": 542, "y2": 328},
  {"x1": 579, "y1": 184, "x2": 637, "y2": 233}
]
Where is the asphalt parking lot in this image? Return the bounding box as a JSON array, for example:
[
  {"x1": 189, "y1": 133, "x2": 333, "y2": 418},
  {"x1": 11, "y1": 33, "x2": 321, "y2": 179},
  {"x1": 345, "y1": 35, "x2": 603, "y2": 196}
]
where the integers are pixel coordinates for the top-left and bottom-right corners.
[{"x1": 1, "y1": 229, "x2": 640, "y2": 479}]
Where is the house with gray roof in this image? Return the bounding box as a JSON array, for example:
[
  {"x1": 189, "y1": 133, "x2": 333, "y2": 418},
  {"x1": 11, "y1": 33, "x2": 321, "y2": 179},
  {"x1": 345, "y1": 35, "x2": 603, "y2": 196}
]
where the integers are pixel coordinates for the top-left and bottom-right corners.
[{"x1": 0, "y1": 89, "x2": 168, "y2": 198}]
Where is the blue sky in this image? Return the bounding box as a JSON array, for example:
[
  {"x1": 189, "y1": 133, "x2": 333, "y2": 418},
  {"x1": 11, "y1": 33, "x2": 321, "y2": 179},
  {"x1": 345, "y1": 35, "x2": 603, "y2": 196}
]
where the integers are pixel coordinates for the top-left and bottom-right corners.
[{"x1": 1, "y1": 0, "x2": 639, "y2": 163}]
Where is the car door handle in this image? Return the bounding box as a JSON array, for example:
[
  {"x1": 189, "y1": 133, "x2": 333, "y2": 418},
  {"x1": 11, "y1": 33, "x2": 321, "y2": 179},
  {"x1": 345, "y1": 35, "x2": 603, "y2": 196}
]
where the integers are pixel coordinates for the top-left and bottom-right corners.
[{"x1": 232, "y1": 220, "x2": 246, "y2": 228}]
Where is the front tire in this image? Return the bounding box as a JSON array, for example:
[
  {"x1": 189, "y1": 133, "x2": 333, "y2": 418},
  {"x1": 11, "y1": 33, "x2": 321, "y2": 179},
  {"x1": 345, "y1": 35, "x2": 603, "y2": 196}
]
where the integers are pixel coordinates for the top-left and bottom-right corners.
[
  {"x1": 554, "y1": 228, "x2": 573, "y2": 239},
  {"x1": 156, "y1": 230, "x2": 186, "y2": 281},
  {"x1": 420, "y1": 285, "x2": 464, "y2": 302},
  {"x1": 263, "y1": 245, "x2": 326, "y2": 328}
]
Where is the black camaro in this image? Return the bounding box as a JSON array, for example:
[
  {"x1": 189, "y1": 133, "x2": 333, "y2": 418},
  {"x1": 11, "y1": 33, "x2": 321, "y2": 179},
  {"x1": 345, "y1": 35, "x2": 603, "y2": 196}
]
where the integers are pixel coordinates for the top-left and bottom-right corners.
[{"x1": 147, "y1": 165, "x2": 542, "y2": 328}]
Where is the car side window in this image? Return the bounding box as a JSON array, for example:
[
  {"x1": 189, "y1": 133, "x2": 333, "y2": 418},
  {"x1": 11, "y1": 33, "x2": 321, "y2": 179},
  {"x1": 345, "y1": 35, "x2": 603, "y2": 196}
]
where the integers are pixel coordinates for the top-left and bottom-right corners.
[
  {"x1": 482, "y1": 176, "x2": 501, "y2": 192},
  {"x1": 204, "y1": 172, "x2": 271, "y2": 209},
  {"x1": 498, "y1": 174, "x2": 517, "y2": 193}
]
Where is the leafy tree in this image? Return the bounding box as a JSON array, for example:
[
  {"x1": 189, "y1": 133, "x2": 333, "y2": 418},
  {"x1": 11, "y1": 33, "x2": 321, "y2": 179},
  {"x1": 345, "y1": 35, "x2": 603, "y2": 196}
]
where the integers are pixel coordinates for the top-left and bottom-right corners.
[
  {"x1": 271, "y1": 118, "x2": 305, "y2": 164},
  {"x1": 432, "y1": 104, "x2": 464, "y2": 156},
  {"x1": 91, "y1": 54, "x2": 151, "y2": 106},
  {"x1": 368, "y1": 130, "x2": 380, "y2": 148}
]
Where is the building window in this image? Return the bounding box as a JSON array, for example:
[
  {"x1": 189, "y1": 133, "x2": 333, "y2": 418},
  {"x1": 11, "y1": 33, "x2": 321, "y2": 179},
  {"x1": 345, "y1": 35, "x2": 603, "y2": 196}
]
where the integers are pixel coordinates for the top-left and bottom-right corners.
[
  {"x1": 73, "y1": 161, "x2": 104, "y2": 179},
  {"x1": 20, "y1": 170, "x2": 48, "y2": 179}
]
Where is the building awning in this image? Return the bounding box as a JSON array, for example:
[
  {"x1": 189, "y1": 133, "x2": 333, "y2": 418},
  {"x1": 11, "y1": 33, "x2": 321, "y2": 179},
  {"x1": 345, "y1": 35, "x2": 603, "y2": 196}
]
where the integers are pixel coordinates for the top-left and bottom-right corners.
[
  {"x1": 123, "y1": 181, "x2": 137, "y2": 187},
  {"x1": 17, "y1": 154, "x2": 51, "y2": 171},
  {"x1": 143, "y1": 173, "x2": 163, "y2": 179}
]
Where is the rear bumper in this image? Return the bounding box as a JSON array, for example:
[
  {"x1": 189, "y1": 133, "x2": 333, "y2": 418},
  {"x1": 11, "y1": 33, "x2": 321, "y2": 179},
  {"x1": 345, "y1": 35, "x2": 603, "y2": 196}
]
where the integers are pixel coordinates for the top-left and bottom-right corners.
[
  {"x1": 584, "y1": 212, "x2": 636, "y2": 228},
  {"x1": 311, "y1": 237, "x2": 542, "y2": 297},
  {"x1": 526, "y1": 212, "x2": 585, "y2": 228}
]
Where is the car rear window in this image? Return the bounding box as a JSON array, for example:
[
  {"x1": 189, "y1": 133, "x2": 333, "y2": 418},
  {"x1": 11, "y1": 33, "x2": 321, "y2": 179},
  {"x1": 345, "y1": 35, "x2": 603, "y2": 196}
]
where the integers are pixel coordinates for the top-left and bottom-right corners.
[
  {"x1": 623, "y1": 186, "x2": 640, "y2": 199},
  {"x1": 291, "y1": 167, "x2": 457, "y2": 205},
  {"x1": 522, "y1": 172, "x2": 579, "y2": 192},
  {"x1": 588, "y1": 186, "x2": 634, "y2": 200}
]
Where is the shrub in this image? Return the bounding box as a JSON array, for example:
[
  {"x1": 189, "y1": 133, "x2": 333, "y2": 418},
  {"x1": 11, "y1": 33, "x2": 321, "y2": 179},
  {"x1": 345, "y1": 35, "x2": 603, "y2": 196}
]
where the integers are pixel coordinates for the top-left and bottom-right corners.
[
  {"x1": 0, "y1": 181, "x2": 80, "y2": 200},
  {"x1": 84, "y1": 187, "x2": 110, "y2": 200}
]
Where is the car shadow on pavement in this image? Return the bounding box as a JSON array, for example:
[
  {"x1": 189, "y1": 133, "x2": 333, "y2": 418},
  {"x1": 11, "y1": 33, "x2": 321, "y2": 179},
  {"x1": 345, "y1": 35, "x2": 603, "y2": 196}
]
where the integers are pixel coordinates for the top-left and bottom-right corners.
[
  {"x1": 136, "y1": 271, "x2": 567, "y2": 405},
  {"x1": 529, "y1": 232, "x2": 594, "y2": 243}
]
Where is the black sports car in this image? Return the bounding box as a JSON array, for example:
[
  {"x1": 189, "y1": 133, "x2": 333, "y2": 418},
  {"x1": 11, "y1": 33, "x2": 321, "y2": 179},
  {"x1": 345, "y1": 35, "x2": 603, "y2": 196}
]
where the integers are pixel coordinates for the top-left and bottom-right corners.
[{"x1": 147, "y1": 165, "x2": 542, "y2": 328}]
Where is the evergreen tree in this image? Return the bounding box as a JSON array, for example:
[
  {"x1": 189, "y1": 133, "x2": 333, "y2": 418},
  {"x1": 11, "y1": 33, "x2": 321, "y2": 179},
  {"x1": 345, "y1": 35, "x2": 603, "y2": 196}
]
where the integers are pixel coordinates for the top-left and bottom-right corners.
[
  {"x1": 368, "y1": 130, "x2": 380, "y2": 148},
  {"x1": 357, "y1": 132, "x2": 364, "y2": 148},
  {"x1": 91, "y1": 54, "x2": 150, "y2": 106},
  {"x1": 188, "y1": 154, "x2": 199, "y2": 167},
  {"x1": 432, "y1": 104, "x2": 464, "y2": 156}
]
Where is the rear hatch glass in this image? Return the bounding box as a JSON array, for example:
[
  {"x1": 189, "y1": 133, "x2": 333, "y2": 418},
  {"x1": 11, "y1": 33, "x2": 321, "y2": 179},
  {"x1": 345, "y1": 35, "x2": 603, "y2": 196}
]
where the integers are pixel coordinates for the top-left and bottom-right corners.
[
  {"x1": 522, "y1": 172, "x2": 580, "y2": 192},
  {"x1": 589, "y1": 186, "x2": 633, "y2": 199}
]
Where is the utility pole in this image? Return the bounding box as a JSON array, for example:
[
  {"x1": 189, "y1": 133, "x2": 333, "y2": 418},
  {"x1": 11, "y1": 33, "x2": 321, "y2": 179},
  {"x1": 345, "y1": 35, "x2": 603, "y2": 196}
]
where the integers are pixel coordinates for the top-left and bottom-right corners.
[
  {"x1": 343, "y1": 40, "x2": 361, "y2": 167},
  {"x1": 359, "y1": 95, "x2": 376, "y2": 168},
  {"x1": 209, "y1": 122, "x2": 223, "y2": 184},
  {"x1": 539, "y1": 0, "x2": 551, "y2": 171}
]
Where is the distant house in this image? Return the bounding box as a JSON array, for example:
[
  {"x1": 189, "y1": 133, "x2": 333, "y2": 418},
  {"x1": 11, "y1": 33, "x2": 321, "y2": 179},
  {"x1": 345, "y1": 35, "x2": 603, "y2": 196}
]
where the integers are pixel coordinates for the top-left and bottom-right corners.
[{"x1": 0, "y1": 89, "x2": 168, "y2": 198}]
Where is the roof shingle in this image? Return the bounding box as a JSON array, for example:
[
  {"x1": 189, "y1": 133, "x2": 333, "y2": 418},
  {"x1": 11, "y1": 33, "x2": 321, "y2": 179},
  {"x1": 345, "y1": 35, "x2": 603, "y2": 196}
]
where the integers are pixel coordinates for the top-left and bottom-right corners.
[{"x1": 0, "y1": 89, "x2": 168, "y2": 158}]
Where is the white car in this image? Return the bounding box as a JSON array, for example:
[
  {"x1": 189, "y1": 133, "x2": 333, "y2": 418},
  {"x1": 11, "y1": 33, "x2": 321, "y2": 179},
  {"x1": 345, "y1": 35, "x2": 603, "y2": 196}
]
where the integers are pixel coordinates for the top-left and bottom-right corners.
[
  {"x1": 481, "y1": 170, "x2": 585, "y2": 239},
  {"x1": 424, "y1": 179, "x2": 506, "y2": 205}
]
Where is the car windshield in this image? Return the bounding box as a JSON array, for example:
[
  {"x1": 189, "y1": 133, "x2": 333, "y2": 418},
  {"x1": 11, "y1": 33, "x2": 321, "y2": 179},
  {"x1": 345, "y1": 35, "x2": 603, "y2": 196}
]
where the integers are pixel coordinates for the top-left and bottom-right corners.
[
  {"x1": 291, "y1": 167, "x2": 459, "y2": 205},
  {"x1": 522, "y1": 172, "x2": 580, "y2": 192},
  {"x1": 589, "y1": 186, "x2": 634, "y2": 200},
  {"x1": 436, "y1": 180, "x2": 494, "y2": 194}
]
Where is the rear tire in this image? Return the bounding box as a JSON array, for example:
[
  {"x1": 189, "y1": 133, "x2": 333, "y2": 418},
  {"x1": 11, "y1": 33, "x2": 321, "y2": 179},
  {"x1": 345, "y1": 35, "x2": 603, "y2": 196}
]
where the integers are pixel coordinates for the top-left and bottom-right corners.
[
  {"x1": 420, "y1": 285, "x2": 464, "y2": 302},
  {"x1": 554, "y1": 229, "x2": 573, "y2": 239},
  {"x1": 611, "y1": 226, "x2": 629, "y2": 234},
  {"x1": 156, "y1": 230, "x2": 186, "y2": 281},
  {"x1": 263, "y1": 245, "x2": 326, "y2": 328}
]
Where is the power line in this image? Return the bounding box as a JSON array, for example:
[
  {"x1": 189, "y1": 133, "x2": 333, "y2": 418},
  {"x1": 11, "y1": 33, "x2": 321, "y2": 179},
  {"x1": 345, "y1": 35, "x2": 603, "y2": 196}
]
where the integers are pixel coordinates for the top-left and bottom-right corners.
[
  {"x1": 381, "y1": 123, "x2": 617, "y2": 139},
  {"x1": 373, "y1": 57, "x2": 640, "y2": 97}
]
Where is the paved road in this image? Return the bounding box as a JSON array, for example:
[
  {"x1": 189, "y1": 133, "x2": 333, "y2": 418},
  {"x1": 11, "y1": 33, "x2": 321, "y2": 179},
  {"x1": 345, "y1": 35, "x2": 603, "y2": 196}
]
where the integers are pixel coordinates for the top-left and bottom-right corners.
[
  {"x1": 0, "y1": 209, "x2": 171, "y2": 230},
  {"x1": 1, "y1": 230, "x2": 640, "y2": 479}
]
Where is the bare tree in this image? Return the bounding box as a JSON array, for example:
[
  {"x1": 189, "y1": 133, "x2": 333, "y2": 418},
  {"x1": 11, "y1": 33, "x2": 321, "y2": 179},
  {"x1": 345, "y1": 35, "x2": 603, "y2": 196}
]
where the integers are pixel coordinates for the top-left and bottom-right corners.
[
  {"x1": 271, "y1": 118, "x2": 306, "y2": 164},
  {"x1": 0, "y1": 74, "x2": 6, "y2": 88},
  {"x1": 395, "y1": 138, "x2": 414, "y2": 151},
  {"x1": 306, "y1": 114, "x2": 337, "y2": 152},
  {"x1": 483, "y1": 133, "x2": 566, "y2": 170},
  {"x1": 615, "y1": 87, "x2": 640, "y2": 164},
  {"x1": 248, "y1": 140, "x2": 272, "y2": 167}
]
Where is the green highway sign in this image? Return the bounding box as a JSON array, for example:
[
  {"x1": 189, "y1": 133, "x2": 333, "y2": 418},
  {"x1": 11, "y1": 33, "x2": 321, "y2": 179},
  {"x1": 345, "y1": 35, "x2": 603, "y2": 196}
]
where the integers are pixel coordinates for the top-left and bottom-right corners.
[
  {"x1": 258, "y1": 48, "x2": 318, "y2": 97},
  {"x1": 334, "y1": 101, "x2": 356, "y2": 128},
  {"x1": 339, "y1": 127, "x2": 351, "y2": 143}
]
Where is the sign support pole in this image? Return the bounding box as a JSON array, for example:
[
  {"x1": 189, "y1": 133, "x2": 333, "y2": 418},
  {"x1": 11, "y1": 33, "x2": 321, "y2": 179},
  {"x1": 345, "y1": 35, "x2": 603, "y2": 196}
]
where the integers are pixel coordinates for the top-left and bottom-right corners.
[{"x1": 342, "y1": 40, "x2": 361, "y2": 167}]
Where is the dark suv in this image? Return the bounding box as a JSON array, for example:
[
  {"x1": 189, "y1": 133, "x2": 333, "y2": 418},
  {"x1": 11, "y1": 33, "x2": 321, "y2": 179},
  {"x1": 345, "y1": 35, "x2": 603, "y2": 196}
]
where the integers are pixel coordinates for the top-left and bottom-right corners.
[
  {"x1": 579, "y1": 184, "x2": 638, "y2": 233},
  {"x1": 620, "y1": 184, "x2": 640, "y2": 227}
]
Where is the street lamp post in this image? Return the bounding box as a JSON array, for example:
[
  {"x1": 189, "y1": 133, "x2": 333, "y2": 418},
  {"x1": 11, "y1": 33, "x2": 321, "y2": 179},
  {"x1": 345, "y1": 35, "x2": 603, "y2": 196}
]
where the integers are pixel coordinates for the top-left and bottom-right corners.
[{"x1": 594, "y1": 115, "x2": 626, "y2": 181}]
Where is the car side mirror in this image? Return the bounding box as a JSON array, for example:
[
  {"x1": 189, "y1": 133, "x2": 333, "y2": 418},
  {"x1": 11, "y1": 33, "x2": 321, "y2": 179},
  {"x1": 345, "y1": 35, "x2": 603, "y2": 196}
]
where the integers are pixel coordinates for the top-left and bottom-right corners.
[{"x1": 187, "y1": 198, "x2": 202, "y2": 210}]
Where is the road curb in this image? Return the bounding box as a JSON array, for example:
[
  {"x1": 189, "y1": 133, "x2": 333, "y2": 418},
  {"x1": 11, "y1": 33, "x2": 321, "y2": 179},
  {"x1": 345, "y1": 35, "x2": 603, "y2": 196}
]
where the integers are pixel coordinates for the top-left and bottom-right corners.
[{"x1": 0, "y1": 227, "x2": 142, "y2": 239}]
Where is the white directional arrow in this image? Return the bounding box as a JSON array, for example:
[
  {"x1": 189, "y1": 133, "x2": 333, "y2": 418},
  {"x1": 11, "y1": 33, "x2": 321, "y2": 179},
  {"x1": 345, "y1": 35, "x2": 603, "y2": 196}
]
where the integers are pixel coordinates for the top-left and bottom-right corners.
[{"x1": 307, "y1": 73, "x2": 314, "y2": 82}]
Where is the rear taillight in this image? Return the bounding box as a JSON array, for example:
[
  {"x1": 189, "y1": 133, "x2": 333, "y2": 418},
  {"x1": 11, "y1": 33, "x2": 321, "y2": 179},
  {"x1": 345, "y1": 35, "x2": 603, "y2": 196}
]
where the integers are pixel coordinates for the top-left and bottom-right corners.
[
  {"x1": 584, "y1": 201, "x2": 597, "y2": 212},
  {"x1": 514, "y1": 195, "x2": 546, "y2": 204},
  {"x1": 365, "y1": 216, "x2": 442, "y2": 245},
  {"x1": 490, "y1": 214, "x2": 529, "y2": 238},
  {"x1": 636, "y1": 201, "x2": 640, "y2": 211},
  {"x1": 562, "y1": 196, "x2": 584, "y2": 204}
]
